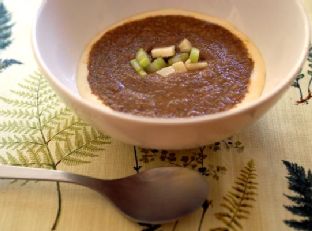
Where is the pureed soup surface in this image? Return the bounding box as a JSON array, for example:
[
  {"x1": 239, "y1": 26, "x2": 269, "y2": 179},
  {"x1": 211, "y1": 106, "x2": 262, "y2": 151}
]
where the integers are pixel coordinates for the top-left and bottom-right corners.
[{"x1": 77, "y1": 10, "x2": 265, "y2": 118}]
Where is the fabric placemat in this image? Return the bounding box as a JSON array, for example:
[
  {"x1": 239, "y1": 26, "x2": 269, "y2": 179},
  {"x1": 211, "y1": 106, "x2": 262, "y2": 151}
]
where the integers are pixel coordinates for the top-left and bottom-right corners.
[{"x1": 0, "y1": 0, "x2": 311, "y2": 230}]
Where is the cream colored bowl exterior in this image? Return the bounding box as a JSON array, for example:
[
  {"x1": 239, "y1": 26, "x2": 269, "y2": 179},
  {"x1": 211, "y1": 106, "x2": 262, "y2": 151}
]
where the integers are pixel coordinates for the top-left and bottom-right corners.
[{"x1": 33, "y1": 0, "x2": 310, "y2": 149}]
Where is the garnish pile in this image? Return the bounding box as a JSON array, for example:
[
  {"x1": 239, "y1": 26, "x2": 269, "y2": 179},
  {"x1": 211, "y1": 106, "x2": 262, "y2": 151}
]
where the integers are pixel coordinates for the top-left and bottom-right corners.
[{"x1": 130, "y1": 39, "x2": 208, "y2": 77}]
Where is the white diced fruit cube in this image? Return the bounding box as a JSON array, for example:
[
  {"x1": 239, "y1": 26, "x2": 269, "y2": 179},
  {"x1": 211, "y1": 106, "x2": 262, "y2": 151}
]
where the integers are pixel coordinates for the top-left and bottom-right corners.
[
  {"x1": 172, "y1": 61, "x2": 187, "y2": 73},
  {"x1": 185, "y1": 62, "x2": 208, "y2": 71},
  {"x1": 151, "y1": 46, "x2": 176, "y2": 58},
  {"x1": 157, "y1": 66, "x2": 176, "y2": 77},
  {"x1": 179, "y1": 39, "x2": 192, "y2": 52}
]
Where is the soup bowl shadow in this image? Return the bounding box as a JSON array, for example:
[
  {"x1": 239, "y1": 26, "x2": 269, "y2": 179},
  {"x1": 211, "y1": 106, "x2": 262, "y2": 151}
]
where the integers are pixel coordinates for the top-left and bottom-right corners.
[{"x1": 33, "y1": 0, "x2": 310, "y2": 149}]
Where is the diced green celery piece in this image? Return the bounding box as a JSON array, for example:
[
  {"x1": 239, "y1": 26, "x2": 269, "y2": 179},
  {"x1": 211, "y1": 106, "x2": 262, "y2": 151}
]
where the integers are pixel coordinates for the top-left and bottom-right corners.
[
  {"x1": 168, "y1": 53, "x2": 190, "y2": 65},
  {"x1": 130, "y1": 59, "x2": 141, "y2": 72},
  {"x1": 136, "y1": 48, "x2": 147, "y2": 60},
  {"x1": 139, "y1": 56, "x2": 151, "y2": 68},
  {"x1": 180, "y1": 53, "x2": 190, "y2": 62},
  {"x1": 136, "y1": 48, "x2": 151, "y2": 68},
  {"x1": 130, "y1": 59, "x2": 147, "y2": 76},
  {"x1": 146, "y1": 58, "x2": 167, "y2": 73},
  {"x1": 138, "y1": 70, "x2": 147, "y2": 76},
  {"x1": 146, "y1": 63, "x2": 158, "y2": 73},
  {"x1": 168, "y1": 57, "x2": 178, "y2": 66},
  {"x1": 190, "y1": 48, "x2": 200, "y2": 63},
  {"x1": 153, "y1": 58, "x2": 167, "y2": 69}
]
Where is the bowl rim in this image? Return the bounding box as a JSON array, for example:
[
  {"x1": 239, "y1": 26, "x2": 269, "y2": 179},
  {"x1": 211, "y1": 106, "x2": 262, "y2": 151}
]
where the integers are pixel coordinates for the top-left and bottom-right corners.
[{"x1": 32, "y1": 0, "x2": 311, "y2": 125}]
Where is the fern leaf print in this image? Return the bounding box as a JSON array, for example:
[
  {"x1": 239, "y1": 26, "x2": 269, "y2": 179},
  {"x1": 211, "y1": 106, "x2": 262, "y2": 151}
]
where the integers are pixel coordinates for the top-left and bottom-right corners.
[
  {"x1": 211, "y1": 160, "x2": 258, "y2": 231},
  {"x1": 283, "y1": 161, "x2": 312, "y2": 230},
  {"x1": 0, "y1": 59, "x2": 21, "y2": 70},
  {"x1": 0, "y1": 1, "x2": 22, "y2": 72},
  {"x1": 292, "y1": 46, "x2": 312, "y2": 104},
  {"x1": 0, "y1": 72, "x2": 111, "y2": 230},
  {"x1": 0, "y1": 2, "x2": 12, "y2": 50}
]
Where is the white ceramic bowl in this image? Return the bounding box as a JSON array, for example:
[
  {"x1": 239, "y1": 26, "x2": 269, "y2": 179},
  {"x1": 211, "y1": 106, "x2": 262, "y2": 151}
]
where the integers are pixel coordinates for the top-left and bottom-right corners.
[{"x1": 33, "y1": 0, "x2": 310, "y2": 149}]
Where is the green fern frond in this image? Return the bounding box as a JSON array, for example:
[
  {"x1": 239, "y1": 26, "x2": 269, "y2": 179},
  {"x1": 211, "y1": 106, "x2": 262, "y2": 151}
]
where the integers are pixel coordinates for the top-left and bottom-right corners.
[
  {"x1": 24, "y1": 78, "x2": 40, "y2": 88},
  {"x1": 89, "y1": 139, "x2": 111, "y2": 145},
  {"x1": 0, "y1": 134, "x2": 43, "y2": 150},
  {"x1": 283, "y1": 160, "x2": 312, "y2": 230},
  {"x1": 0, "y1": 155, "x2": 8, "y2": 164},
  {"x1": 0, "y1": 2, "x2": 13, "y2": 49},
  {"x1": 38, "y1": 88, "x2": 58, "y2": 99},
  {"x1": 33, "y1": 145, "x2": 53, "y2": 166},
  {"x1": 0, "y1": 96, "x2": 36, "y2": 108},
  {"x1": 70, "y1": 150, "x2": 98, "y2": 158},
  {"x1": 89, "y1": 128, "x2": 111, "y2": 144},
  {"x1": 74, "y1": 129, "x2": 84, "y2": 147},
  {"x1": 46, "y1": 115, "x2": 89, "y2": 142},
  {"x1": 55, "y1": 129, "x2": 111, "y2": 166},
  {"x1": 63, "y1": 136, "x2": 73, "y2": 153},
  {"x1": 37, "y1": 79, "x2": 55, "y2": 90},
  {"x1": 38, "y1": 80, "x2": 53, "y2": 90},
  {"x1": 0, "y1": 120, "x2": 39, "y2": 134},
  {"x1": 28, "y1": 148, "x2": 42, "y2": 166},
  {"x1": 0, "y1": 71, "x2": 111, "y2": 172},
  {"x1": 6, "y1": 152, "x2": 18, "y2": 165},
  {"x1": 0, "y1": 59, "x2": 22, "y2": 73},
  {"x1": 0, "y1": 28, "x2": 11, "y2": 39},
  {"x1": 17, "y1": 151, "x2": 29, "y2": 166},
  {"x1": 11, "y1": 90, "x2": 37, "y2": 99},
  {"x1": 0, "y1": 151, "x2": 53, "y2": 169},
  {"x1": 0, "y1": 23, "x2": 13, "y2": 36},
  {"x1": 211, "y1": 160, "x2": 258, "y2": 231},
  {"x1": 61, "y1": 156, "x2": 90, "y2": 166},
  {"x1": 17, "y1": 82, "x2": 39, "y2": 92},
  {"x1": 0, "y1": 71, "x2": 113, "y2": 230},
  {"x1": 81, "y1": 144, "x2": 107, "y2": 152},
  {"x1": 49, "y1": 133, "x2": 74, "y2": 142},
  {"x1": 55, "y1": 142, "x2": 64, "y2": 162},
  {"x1": 41, "y1": 107, "x2": 72, "y2": 127},
  {"x1": 38, "y1": 84, "x2": 59, "y2": 101},
  {"x1": 0, "y1": 108, "x2": 36, "y2": 119},
  {"x1": 38, "y1": 97, "x2": 60, "y2": 111}
]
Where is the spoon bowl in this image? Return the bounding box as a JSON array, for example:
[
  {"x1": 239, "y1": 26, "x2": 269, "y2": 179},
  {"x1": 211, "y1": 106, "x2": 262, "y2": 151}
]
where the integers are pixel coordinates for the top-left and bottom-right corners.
[
  {"x1": 0, "y1": 165, "x2": 208, "y2": 224},
  {"x1": 101, "y1": 167, "x2": 209, "y2": 223}
]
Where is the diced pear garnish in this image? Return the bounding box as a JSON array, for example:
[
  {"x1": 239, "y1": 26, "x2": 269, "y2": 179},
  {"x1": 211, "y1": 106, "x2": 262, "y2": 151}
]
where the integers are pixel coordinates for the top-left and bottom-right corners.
[
  {"x1": 172, "y1": 61, "x2": 187, "y2": 73},
  {"x1": 178, "y1": 39, "x2": 192, "y2": 52},
  {"x1": 151, "y1": 46, "x2": 176, "y2": 58},
  {"x1": 156, "y1": 66, "x2": 176, "y2": 77},
  {"x1": 185, "y1": 62, "x2": 208, "y2": 71}
]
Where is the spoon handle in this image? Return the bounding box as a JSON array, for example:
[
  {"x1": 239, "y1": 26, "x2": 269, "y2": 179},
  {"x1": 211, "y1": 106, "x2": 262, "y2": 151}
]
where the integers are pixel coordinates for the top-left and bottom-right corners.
[{"x1": 0, "y1": 165, "x2": 102, "y2": 189}]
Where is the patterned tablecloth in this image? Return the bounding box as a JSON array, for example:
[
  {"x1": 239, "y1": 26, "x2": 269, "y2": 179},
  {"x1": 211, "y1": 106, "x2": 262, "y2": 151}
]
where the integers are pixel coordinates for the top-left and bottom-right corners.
[{"x1": 0, "y1": 1, "x2": 312, "y2": 230}]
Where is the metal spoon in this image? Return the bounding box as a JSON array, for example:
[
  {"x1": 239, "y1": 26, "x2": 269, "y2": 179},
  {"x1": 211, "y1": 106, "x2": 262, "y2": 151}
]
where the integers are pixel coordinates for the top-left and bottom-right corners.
[{"x1": 0, "y1": 165, "x2": 208, "y2": 224}]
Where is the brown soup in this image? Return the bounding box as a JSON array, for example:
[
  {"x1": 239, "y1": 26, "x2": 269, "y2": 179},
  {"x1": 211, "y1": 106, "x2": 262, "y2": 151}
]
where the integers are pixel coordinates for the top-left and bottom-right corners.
[{"x1": 77, "y1": 11, "x2": 265, "y2": 118}]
